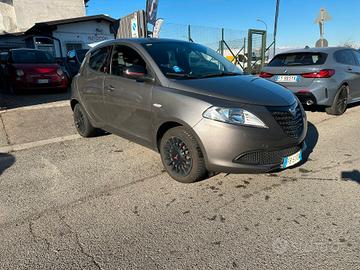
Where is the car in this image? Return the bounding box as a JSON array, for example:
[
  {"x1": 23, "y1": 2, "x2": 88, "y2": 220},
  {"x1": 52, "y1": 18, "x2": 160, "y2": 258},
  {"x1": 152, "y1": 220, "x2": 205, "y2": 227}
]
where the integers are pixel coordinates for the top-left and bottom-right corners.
[
  {"x1": 0, "y1": 52, "x2": 8, "y2": 90},
  {"x1": 260, "y1": 47, "x2": 360, "y2": 115},
  {"x1": 71, "y1": 38, "x2": 307, "y2": 183},
  {"x1": 2, "y1": 48, "x2": 69, "y2": 94},
  {"x1": 65, "y1": 49, "x2": 89, "y2": 79}
]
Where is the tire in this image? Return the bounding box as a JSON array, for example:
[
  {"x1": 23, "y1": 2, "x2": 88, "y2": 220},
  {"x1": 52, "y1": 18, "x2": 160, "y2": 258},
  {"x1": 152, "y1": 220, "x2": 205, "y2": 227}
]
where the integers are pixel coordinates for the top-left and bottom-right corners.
[
  {"x1": 73, "y1": 103, "x2": 97, "y2": 137},
  {"x1": 325, "y1": 85, "x2": 348, "y2": 115},
  {"x1": 160, "y1": 126, "x2": 207, "y2": 183}
]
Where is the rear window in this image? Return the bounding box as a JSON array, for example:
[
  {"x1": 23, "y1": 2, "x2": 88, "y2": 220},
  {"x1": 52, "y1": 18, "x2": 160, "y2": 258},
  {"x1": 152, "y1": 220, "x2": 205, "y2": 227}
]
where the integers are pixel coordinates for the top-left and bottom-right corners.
[
  {"x1": 268, "y1": 52, "x2": 327, "y2": 67},
  {"x1": 11, "y1": 50, "x2": 55, "y2": 64}
]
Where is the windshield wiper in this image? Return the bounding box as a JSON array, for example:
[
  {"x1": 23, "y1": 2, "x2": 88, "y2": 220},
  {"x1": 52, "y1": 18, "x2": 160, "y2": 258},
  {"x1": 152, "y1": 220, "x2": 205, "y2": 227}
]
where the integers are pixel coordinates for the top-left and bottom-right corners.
[
  {"x1": 199, "y1": 72, "x2": 242, "y2": 79},
  {"x1": 165, "y1": 72, "x2": 198, "y2": 79}
]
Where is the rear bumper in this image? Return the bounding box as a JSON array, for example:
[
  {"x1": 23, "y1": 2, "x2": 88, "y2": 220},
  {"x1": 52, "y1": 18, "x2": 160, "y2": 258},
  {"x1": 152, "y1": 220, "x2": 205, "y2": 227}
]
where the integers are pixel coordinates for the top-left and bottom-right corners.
[{"x1": 13, "y1": 79, "x2": 68, "y2": 90}]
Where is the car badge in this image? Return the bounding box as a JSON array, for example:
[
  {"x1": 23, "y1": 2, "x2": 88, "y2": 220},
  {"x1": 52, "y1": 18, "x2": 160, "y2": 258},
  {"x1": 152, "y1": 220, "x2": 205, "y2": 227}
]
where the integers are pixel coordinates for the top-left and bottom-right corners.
[{"x1": 289, "y1": 105, "x2": 297, "y2": 116}]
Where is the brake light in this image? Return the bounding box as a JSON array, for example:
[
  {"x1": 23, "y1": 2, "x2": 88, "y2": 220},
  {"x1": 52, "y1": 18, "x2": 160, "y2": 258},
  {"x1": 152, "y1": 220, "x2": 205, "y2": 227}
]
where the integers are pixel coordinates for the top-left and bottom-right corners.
[
  {"x1": 301, "y1": 69, "x2": 335, "y2": 78},
  {"x1": 35, "y1": 67, "x2": 55, "y2": 73},
  {"x1": 259, "y1": 72, "x2": 273, "y2": 78}
]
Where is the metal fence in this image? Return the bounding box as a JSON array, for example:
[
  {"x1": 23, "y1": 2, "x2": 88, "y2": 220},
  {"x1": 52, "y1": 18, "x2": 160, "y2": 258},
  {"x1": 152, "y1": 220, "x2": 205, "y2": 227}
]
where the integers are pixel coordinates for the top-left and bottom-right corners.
[{"x1": 160, "y1": 22, "x2": 274, "y2": 74}]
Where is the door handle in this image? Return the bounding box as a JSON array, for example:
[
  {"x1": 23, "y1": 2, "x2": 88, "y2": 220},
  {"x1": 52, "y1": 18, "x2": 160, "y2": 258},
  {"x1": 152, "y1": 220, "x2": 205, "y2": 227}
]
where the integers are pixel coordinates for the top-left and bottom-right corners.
[{"x1": 106, "y1": 85, "x2": 115, "y2": 92}]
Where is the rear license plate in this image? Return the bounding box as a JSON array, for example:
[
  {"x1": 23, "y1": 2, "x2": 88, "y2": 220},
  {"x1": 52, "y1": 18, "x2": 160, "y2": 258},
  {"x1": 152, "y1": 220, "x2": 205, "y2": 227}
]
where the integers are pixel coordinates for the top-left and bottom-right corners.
[
  {"x1": 282, "y1": 150, "x2": 302, "y2": 169},
  {"x1": 275, "y1": 75, "x2": 299, "y2": 83},
  {"x1": 37, "y1": 79, "x2": 49, "y2": 84}
]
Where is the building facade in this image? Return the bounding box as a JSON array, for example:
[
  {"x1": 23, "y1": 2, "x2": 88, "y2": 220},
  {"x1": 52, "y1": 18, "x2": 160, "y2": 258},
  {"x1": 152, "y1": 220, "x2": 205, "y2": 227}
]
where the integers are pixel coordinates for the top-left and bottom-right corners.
[
  {"x1": 0, "y1": 15, "x2": 117, "y2": 56},
  {"x1": 0, "y1": 0, "x2": 87, "y2": 33}
]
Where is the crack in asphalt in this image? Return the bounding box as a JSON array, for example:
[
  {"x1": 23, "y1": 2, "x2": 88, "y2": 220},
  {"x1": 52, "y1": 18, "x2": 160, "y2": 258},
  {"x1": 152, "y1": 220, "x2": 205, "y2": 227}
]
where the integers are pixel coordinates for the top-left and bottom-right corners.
[
  {"x1": 58, "y1": 213, "x2": 104, "y2": 270},
  {"x1": 0, "y1": 172, "x2": 166, "y2": 231},
  {"x1": 0, "y1": 113, "x2": 10, "y2": 145},
  {"x1": 28, "y1": 220, "x2": 51, "y2": 251}
]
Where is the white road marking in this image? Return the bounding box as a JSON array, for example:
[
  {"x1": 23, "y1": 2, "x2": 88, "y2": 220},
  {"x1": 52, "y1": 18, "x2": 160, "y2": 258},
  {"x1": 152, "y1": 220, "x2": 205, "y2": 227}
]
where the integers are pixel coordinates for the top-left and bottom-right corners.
[
  {"x1": 0, "y1": 101, "x2": 70, "y2": 114},
  {"x1": 0, "y1": 134, "x2": 81, "y2": 153}
]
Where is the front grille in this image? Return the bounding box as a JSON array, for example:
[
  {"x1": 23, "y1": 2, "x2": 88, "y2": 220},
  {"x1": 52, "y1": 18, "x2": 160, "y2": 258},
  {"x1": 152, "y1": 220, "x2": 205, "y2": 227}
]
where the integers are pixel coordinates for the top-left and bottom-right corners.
[
  {"x1": 235, "y1": 145, "x2": 301, "y2": 165},
  {"x1": 269, "y1": 103, "x2": 304, "y2": 138}
]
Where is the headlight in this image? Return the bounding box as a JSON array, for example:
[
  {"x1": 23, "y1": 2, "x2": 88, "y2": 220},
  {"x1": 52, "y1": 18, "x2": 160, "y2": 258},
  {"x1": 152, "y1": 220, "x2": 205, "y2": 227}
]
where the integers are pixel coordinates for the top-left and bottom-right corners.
[
  {"x1": 203, "y1": 107, "x2": 268, "y2": 128},
  {"x1": 16, "y1": 69, "x2": 24, "y2": 77}
]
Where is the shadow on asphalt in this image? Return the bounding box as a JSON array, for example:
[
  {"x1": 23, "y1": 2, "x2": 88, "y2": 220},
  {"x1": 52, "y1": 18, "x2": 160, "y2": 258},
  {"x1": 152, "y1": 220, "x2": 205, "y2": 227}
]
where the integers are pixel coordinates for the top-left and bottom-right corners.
[
  {"x1": 0, "y1": 88, "x2": 70, "y2": 110},
  {"x1": 0, "y1": 153, "x2": 15, "y2": 176},
  {"x1": 341, "y1": 170, "x2": 360, "y2": 184},
  {"x1": 302, "y1": 122, "x2": 319, "y2": 162}
]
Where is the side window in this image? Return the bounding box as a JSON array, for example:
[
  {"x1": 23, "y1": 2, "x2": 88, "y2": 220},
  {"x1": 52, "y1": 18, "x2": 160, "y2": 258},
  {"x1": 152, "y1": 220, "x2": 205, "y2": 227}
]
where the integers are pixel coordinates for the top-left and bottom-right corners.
[
  {"x1": 110, "y1": 45, "x2": 147, "y2": 77},
  {"x1": 353, "y1": 51, "x2": 360, "y2": 66},
  {"x1": 89, "y1": 46, "x2": 111, "y2": 73},
  {"x1": 334, "y1": 50, "x2": 356, "y2": 65}
]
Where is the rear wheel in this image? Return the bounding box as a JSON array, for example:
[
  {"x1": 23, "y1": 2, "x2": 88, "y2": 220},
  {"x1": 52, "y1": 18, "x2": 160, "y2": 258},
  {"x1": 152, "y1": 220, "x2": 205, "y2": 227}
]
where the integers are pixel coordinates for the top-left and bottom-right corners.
[
  {"x1": 326, "y1": 85, "x2": 348, "y2": 115},
  {"x1": 73, "y1": 103, "x2": 97, "y2": 137},
  {"x1": 160, "y1": 127, "x2": 207, "y2": 183}
]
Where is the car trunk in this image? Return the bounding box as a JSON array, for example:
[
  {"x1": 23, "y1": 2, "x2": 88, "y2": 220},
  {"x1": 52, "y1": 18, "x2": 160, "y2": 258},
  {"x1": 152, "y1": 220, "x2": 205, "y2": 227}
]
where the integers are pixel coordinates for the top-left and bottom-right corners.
[{"x1": 264, "y1": 65, "x2": 323, "y2": 88}]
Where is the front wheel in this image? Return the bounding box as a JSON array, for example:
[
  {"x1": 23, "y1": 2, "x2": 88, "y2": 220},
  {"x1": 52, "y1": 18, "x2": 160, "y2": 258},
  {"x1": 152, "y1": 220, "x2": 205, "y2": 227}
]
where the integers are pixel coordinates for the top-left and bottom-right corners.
[
  {"x1": 73, "y1": 103, "x2": 97, "y2": 137},
  {"x1": 160, "y1": 127, "x2": 207, "y2": 183},
  {"x1": 326, "y1": 85, "x2": 348, "y2": 115}
]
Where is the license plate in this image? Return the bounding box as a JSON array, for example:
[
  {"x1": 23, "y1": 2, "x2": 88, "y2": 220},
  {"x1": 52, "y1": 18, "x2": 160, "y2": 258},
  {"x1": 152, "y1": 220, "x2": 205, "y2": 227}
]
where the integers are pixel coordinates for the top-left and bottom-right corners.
[
  {"x1": 275, "y1": 75, "x2": 299, "y2": 83},
  {"x1": 37, "y1": 79, "x2": 49, "y2": 84},
  {"x1": 282, "y1": 150, "x2": 302, "y2": 169}
]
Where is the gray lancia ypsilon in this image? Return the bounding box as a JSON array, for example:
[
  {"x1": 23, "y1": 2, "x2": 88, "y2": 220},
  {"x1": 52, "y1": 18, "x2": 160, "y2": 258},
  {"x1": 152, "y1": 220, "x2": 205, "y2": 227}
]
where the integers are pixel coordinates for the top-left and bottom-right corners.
[{"x1": 71, "y1": 39, "x2": 307, "y2": 183}]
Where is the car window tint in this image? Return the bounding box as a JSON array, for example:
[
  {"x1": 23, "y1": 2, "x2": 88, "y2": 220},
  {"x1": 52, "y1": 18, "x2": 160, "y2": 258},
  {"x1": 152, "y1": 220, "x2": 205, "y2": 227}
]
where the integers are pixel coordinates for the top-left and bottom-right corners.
[
  {"x1": 268, "y1": 53, "x2": 327, "y2": 67},
  {"x1": 334, "y1": 50, "x2": 356, "y2": 65},
  {"x1": 89, "y1": 46, "x2": 111, "y2": 73},
  {"x1": 353, "y1": 50, "x2": 360, "y2": 66},
  {"x1": 110, "y1": 45, "x2": 146, "y2": 77}
]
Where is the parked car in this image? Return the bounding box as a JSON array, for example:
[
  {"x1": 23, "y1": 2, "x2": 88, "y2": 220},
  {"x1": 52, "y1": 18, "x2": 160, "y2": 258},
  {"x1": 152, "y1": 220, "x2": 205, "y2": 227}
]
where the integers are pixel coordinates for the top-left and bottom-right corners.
[
  {"x1": 260, "y1": 47, "x2": 360, "y2": 115},
  {"x1": 71, "y1": 39, "x2": 307, "y2": 183},
  {"x1": 65, "y1": 49, "x2": 89, "y2": 79},
  {"x1": 2, "y1": 48, "x2": 69, "y2": 94}
]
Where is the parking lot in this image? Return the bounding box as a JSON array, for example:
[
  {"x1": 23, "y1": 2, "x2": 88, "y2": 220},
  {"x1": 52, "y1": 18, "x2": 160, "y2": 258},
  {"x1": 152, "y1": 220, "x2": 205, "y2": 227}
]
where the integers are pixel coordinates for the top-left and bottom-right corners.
[{"x1": 0, "y1": 93, "x2": 360, "y2": 269}]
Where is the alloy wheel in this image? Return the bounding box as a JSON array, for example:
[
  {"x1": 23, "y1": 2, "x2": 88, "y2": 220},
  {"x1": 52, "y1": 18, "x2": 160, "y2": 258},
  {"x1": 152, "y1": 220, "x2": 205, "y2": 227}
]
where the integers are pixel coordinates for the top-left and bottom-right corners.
[{"x1": 163, "y1": 136, "x2": 193, "y2": 176}]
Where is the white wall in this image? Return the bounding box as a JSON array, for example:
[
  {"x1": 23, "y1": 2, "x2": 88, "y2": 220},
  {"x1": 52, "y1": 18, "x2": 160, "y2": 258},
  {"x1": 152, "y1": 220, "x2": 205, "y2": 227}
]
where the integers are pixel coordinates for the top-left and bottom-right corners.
[
  {"x1": 52, "y1": 20, "x2": 114, "y2": 57},
  {"x1": 0, "y1": 2, "x2": 17, "y2": 33},
  {"x1": 13, "y1": 0, "x2": 86, "y2": 31}
]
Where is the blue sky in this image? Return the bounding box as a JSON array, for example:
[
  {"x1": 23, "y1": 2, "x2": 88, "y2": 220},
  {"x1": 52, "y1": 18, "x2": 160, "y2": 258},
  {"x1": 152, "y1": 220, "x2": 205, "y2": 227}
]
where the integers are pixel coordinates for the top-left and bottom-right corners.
[{"x1": 87, "y1": 0, "x2": 360, "y2": 48}]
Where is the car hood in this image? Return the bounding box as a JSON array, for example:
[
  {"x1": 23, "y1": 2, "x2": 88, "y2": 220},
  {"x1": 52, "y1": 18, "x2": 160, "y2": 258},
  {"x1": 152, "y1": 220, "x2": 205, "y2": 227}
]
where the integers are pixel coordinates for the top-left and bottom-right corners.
[{"x1": 169, "y1": 75, "x2": 297, "y2": 107}]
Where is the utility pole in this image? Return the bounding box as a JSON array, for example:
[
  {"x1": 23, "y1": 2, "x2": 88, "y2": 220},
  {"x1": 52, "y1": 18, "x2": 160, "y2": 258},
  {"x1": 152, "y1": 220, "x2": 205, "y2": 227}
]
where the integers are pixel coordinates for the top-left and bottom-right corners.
[{"x1": 273, "y1": 0, "x2": 280, "y2": 57}]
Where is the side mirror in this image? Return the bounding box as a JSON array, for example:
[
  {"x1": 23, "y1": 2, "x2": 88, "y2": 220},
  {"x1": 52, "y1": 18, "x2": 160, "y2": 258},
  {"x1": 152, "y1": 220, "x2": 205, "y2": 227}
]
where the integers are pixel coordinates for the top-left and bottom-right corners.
[
  {"x1": 124, "y1": 65, "x2": 150, "y2": 81},
  {"x1": 67, "y1": 50, "x2": 76, "y2": 59}
]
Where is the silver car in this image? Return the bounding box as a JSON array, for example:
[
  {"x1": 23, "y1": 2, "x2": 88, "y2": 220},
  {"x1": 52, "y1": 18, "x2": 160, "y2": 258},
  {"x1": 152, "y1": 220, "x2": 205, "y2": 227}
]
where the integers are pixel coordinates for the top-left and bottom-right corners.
[{"x1": 261, "y1": 47, "x2": 360, "y2": 115}]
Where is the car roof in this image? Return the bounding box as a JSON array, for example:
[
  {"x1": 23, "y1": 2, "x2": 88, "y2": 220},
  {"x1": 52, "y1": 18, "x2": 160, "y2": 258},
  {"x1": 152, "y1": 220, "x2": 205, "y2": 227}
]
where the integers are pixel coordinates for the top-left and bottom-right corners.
[
  {"x1": 277, "y1": 47, "x2": 352, "y2": 55},
  {"x1": 94, "y1": 38, "x2": 192, "y2": 48}
]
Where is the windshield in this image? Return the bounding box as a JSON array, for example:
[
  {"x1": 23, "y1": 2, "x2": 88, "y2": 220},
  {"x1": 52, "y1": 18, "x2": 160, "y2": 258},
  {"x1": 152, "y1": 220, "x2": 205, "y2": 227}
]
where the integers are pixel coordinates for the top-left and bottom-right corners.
[
  {"x1": 12, "y1": 50, "x2": 55, "y2": 64},
  {"x1": 142, "y1": 41, "x2": 242, "y2": 79},
  {"x1": 268, "y1": 52, "x2": 327, "y2": 67}
]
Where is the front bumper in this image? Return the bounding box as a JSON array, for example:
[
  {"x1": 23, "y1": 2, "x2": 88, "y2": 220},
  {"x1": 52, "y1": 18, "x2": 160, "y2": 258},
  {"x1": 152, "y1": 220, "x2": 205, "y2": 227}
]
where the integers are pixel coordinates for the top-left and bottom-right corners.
[{"x1": 193, "y1": 105, "x2": 307, "y2": 174}]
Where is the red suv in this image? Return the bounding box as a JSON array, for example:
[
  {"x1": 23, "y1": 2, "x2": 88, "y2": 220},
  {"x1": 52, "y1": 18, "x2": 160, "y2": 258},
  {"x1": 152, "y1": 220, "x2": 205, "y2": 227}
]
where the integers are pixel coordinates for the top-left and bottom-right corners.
[{"x1": 2, "y1": 49, "x2": 69, "y2": 94}]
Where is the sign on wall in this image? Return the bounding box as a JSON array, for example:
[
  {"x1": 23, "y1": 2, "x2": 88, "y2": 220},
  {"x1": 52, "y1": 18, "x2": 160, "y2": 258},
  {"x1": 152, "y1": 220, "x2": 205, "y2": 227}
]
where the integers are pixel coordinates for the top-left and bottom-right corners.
[{"x1": 131, "y1": 13, "x2": 139, "y2": 38}]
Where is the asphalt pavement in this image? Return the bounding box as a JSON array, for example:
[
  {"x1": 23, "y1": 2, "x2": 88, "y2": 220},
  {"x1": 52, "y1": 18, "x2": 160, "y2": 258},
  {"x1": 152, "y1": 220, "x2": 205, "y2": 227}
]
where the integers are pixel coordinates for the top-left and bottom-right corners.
[{"x1": 0, "y1": 97, "x2": 359, "y2": 270}]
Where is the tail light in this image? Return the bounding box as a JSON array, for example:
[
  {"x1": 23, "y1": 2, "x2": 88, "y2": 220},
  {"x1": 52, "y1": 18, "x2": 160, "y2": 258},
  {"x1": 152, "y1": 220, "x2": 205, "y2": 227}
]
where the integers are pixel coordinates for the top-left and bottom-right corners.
[
  {"x1": 301, "y1": 69, "x2": 335, "y2": 78},
  {"x1": 259, "y1": 72, "x2": 273, "y2": 78}
]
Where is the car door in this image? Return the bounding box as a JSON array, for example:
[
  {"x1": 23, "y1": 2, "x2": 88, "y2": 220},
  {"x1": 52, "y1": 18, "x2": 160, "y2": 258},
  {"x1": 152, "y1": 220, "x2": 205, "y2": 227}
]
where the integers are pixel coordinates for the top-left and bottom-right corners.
[
  {"x1": 334, "y1": 49, "x2": 359, "y2": 99},
  {"x1": 351, "y1": 50, "x2": 360, "y2": 99},
  {"x1": 79, "y1": 46, "x2": 112, "y2": 123},
  {"x1": 103, "y1": 44, "x2": 154, "y2": 144}
]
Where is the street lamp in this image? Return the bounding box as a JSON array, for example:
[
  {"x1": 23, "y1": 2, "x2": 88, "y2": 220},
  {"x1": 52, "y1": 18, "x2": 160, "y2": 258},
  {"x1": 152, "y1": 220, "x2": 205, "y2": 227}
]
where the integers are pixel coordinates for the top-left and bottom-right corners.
[{"x1": 256, "y1": 18, "x2": 268, "y2": 32}]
